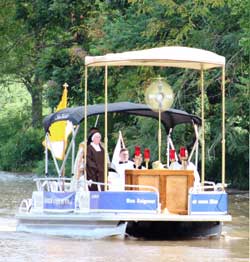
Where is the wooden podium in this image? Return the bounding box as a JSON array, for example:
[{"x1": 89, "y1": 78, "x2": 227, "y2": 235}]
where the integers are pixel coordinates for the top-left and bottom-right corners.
[{"x1": 125, "y1": 169, "x2": 194, "y2": 214}]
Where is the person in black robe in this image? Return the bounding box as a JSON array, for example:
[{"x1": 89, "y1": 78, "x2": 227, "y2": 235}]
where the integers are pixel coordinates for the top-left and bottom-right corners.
[{"x1": 86, "y1": 129, "x2": 105, "y2": 191}]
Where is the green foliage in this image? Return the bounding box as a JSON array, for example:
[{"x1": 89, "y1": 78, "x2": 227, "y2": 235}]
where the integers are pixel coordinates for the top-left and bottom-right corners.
[
  {"x1": 0, "y1": 127, "x2": 44, "y2": 171},
  {"x1": 36, "y1": 157, "x2": 73, "y2": 178},
  {"x1": 0, "y1": 0, "x2": 248, "y2": 188},
  {"x1": 0, "y1": 106, "x2": 44, "y2": 171},
  {"x1": 225, "y1": 76, "x2": 249, "y2": 189},
  {"x1": 0, "y1": 81, "x2": 44, "y2": 171}
]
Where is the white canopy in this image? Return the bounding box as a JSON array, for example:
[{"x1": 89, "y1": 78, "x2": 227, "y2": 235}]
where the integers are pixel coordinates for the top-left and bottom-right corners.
[{"x1": 85, "y1": 46, "x2": 225, "y2": 70}]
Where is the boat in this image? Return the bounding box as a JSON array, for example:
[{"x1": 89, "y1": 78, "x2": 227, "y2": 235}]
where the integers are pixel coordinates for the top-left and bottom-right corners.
[{"x1": 16, "y1": 46, "x2": 232, "y2": 239}]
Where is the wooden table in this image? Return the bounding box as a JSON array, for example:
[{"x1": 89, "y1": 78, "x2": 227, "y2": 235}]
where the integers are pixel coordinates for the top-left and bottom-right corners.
[{"x1": 125, "y1": 169, "x2": 194, "y2": 214}]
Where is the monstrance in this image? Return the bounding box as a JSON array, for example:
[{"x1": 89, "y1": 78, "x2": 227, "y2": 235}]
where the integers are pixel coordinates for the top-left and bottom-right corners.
[{"x1": 145, "y1": 77, "x2": 174, "y2": 162}]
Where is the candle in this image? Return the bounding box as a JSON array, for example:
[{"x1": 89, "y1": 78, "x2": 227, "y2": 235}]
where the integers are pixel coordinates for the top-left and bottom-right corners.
[
  {"x1": 134, "y1": 146, "x2": 141, "y2": 157},
  {"x1": 180, "y1": 147, "x2": 186, "y2": 158},
  {"x1": 170, "y1": 149, "x2": 175, "y2": 160},
  {"x1": 144, "y1": 148, "x2": 150, "y2": 160}
]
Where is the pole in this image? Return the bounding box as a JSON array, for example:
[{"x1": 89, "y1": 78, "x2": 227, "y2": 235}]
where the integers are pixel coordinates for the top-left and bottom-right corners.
[
  {"x1": 84, "y1": 66, "x2": 88, "y2": 182},
  {"x1": 45, "y1": 133, "x2": 48, "y2": 176},
  {"x1": 104, "y1": 65, "x2": 108, "y2": 191},
  {"x1": 201, "y1": 67, "x2": 205, "y2": 186},
  {"x1": 71, "y1": 126, "x2": 75, "y2": 176},
  {"x1": 167, "y1": 130, "x2": 171, "y2": 168},
  {"x1": 222, "y1": 66, "x2": 226, "y2": 189},
  {"x1": 158, "y1": 109, "x2": 161, "y2": 162},
  {"x1": 46, "y1": 135, "x2": 61, "y2": 176}
]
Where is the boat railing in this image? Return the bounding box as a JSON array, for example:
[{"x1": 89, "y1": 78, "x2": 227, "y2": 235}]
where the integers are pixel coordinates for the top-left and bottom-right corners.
[
  {"x1": 86, "y1": 180, "x2": 158, "y2": 192},
  {"x1": 30, "y1": 178, "x2": 160, "y2": 214},
  {"x1": 83, "y1": 180, "x2": 161, "y2": 213},
  {"x1": 34, "y1": 177, "x2": 160, "y2": 198},
  {"x1": 124, "y1": 183, "x2": 161, "y2": 213},
  {"x1": 19, "y1": 198, "x2": 32, "y2": 213},
  {"x1": 34, "y1": 177, "x2": 72, "y2": 192},
  {"x1": 189, "y1": 182, "x2": 226, "y2": 194}
]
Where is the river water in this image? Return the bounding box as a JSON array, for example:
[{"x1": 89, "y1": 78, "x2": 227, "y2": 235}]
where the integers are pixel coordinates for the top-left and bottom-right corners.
[{"x1": 0, "y1": 172, "x2": 248, "y2": 262}]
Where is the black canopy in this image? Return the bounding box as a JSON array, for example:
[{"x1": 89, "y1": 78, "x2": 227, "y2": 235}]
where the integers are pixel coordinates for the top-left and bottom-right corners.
[{"x1": 43, "y1": 102, "x2": 201, "y2": 133}]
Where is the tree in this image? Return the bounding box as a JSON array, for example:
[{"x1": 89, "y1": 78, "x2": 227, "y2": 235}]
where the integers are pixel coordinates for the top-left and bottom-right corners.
[
  {"x1": 0, "y1": 0, "x2": 248, "y2": 187},
  {"x1": 85, "y1": 0, "x2": 249, "y2": 187},
  {"x1": 0, "y1": 0, "x2": 95, "y2": 126},
  {"x1": 0, "y1": 0, "x2": 44, "y2": 127}
]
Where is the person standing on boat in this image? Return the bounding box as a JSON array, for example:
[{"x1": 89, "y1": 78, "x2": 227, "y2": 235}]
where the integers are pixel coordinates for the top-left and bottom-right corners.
[
  {"x1": 86, "y1": 129, "x2": 105, "y2": 191},
  {"x1": 110, "y1": 148, "x2": 134, "y2": 191},
  {"x1": 179, "y1": 147, "x2": 200, "y2": 186},
  {"x1": 116, "y1": 147, "x2": 134, "y2": 168}
]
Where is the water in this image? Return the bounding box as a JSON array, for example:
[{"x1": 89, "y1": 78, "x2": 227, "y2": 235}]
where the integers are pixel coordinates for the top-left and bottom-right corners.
[{"x1": 0, "y1": 172, "x2": 249, "y2": 262}]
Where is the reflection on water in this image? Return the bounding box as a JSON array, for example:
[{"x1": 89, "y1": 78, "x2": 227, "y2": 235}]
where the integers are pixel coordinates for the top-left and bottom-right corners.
[{"x1": 0, "y1": 171, "x2": 249, "y2": 262}]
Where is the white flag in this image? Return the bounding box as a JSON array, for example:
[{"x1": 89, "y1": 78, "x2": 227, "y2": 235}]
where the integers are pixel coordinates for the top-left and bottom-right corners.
[{"x1": 112, "y1": 131, "x2": 125, "y2": 167}]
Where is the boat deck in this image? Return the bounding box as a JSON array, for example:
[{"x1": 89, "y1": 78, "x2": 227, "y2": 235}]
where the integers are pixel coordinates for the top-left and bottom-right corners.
[{"x1": 16, "y1": 212, "x2": 232, "y2": 222}]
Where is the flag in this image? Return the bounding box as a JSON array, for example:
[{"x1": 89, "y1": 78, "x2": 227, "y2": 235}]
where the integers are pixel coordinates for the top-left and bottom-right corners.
[
  {"x1": 43, "y1": 84, "x2": 72, "y2": 160},
  {"x1": 112, "y1": 131, "x2": 125, "y2": 167}
]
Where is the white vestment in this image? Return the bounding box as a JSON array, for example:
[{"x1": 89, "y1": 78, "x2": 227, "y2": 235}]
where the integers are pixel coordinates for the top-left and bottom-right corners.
[
  {"x1": 186, "y1": 162, "x2": 200, "y2": 187},
  {"x1": 108, "y1": 160, "x2": 134, "y2": 191},
  {"x1": 169, "y1": 161, "x2": 182, "y2": 170}
]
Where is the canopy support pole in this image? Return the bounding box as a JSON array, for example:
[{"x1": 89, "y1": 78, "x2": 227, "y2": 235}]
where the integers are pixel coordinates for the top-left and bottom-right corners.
[
  {"x1": 222, "y1": 66, "x2": 226, "y2": 188},
  {"x1": 166, "y1": 130, "x2": 170, "y2": 167},
  {"x1": 84, "y1": 66, "x2": 88, "y2": 182},
  {"x1": 193, "y1": 124, "x2": 199, "y2": 168},
  {"x1": 188, "y1": 122, "x2": 199, "y2": 165},
  {"x1": 71, "y1": 125, "x2": 76, "y2": 176},
  {"x1": 45, "y1": 135, "x2": 48, "y2": 176},
  {"x1": 200, "y1": 67, "x2": 205, "y2": 186},
  {"x1": 59, "y1": 126, "x2": 78, "y2": 175},
  {"x1": 168, "y1": 136, "x2": 175, "y2": 153},
  {"x1": 158, "y1": 110, "x2": 161, "y2": 162},
  {"x1": 45, "y1": 134, "x2": 61, "y2": 177},
  {"x1": 104, "y1": 65, "x2": 108, "y2": 191}
]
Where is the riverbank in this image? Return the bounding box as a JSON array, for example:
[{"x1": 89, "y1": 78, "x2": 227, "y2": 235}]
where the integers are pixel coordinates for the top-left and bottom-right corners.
[{"x1": 226, "y1": 188, "x2": 249, "y2": 195}]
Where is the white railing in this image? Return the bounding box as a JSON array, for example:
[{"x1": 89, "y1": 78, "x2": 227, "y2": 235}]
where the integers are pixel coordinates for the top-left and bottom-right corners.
[
  {"x1": 85, "y1": 180, "x2": 161, "y2": 213},
  {"x1": 189, "y1": 181, "x2": 227, "y2": 194},
  {"x1": 19, "y1": 199, "x2": 32, "y2": 213},
  {"x1": 34, "y1": 177, "x2": 72, "y2": 192},
  {"x1": 25, "y1": 177, "x2": 161, "y2": 214}
]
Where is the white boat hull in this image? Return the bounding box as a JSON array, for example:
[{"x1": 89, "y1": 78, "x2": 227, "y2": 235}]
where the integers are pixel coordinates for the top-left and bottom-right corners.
[
  {"x1": 16, "y1": 213, "x2": 127, "y2": 239},
  {"x1": 16, "y1": 211, "x2": 231, "y2": 239},
  {"x1": 16, "y1": 179, "x2": 231, "y2": 239}
]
